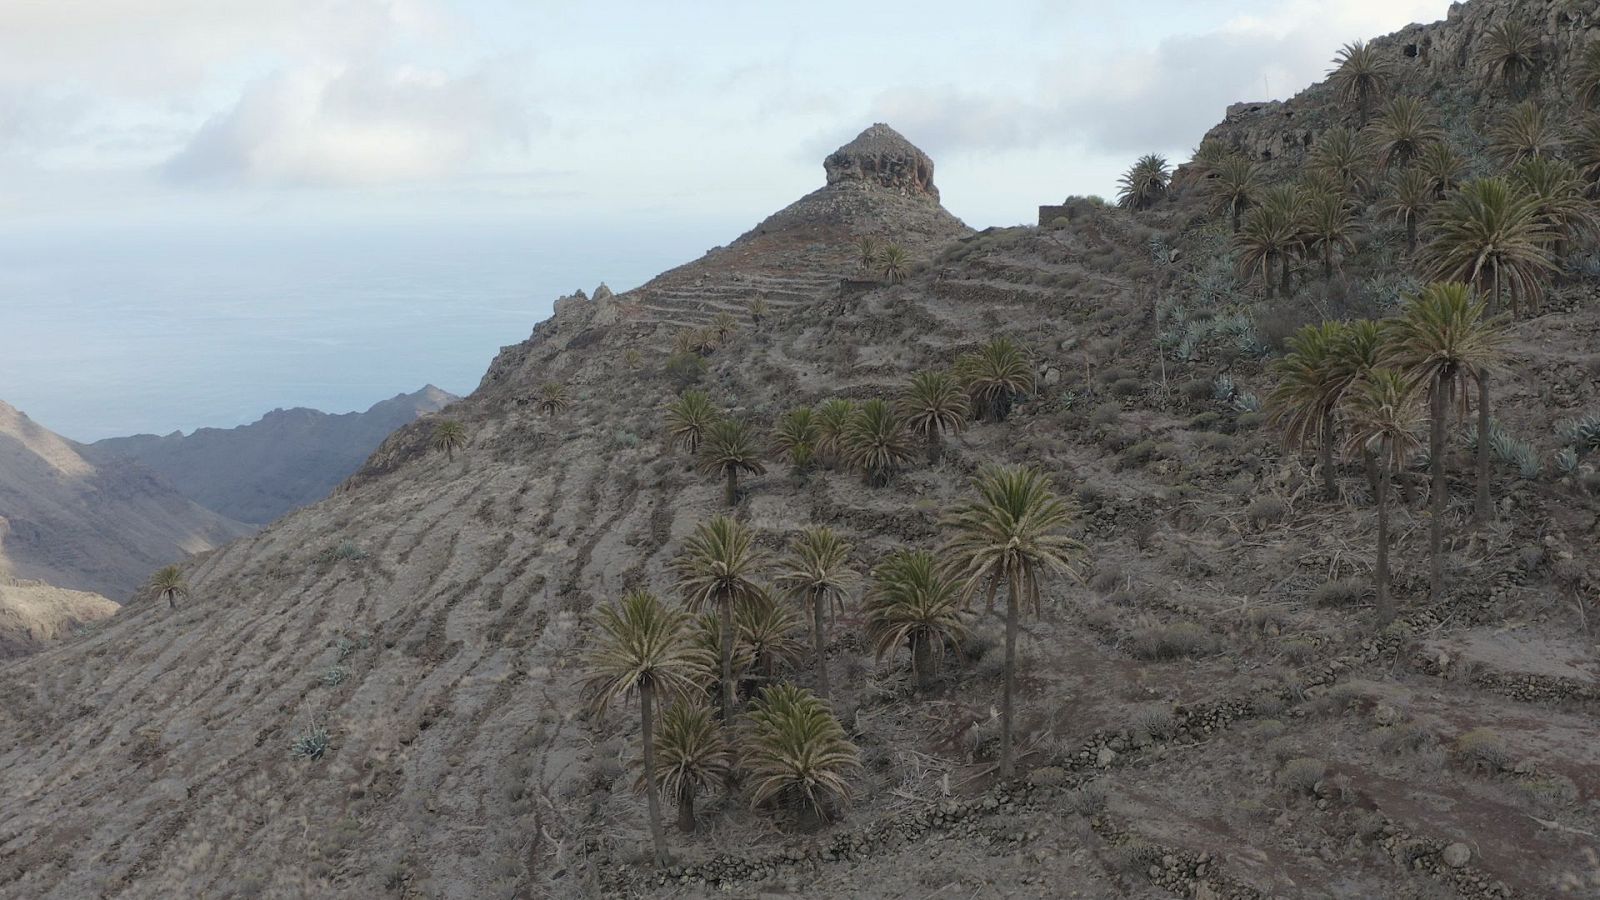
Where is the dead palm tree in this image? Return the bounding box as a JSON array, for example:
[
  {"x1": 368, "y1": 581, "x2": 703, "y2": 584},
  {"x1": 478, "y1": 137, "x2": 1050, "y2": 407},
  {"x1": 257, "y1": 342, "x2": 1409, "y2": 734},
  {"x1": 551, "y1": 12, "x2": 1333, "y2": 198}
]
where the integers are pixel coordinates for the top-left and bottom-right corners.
[
  {"x1": 535, "y1": 382, "x2": 572, "y2": 417},
  {"x1": 1367, "y1": 97, "x2": 1443, "y2": 171},
  {"x1": 1267, "y1": 322, "x2": 1348, "y2": 499},
  {"x1": 583, "y1": 591, "x2": 707, "y2": 866},
  {"x1": 1208, "y1": 154, "x2": 1263, "y2": 232},
  {"x1": 771, "y1": 406, "x2": 820, "y2": 473},
  {"x1": 648, "y1": 701, "x2": 730, "y2": 834},
  {"x1": 673, "y1": 516, "x2": 766, "y2": 722},
  {"x1": 774, "y1": 526, "x2": 857, "y2": 700},
  {"x1": 664, "y1": 390, "x2": 720, "y2": 456},
  {"x1": 1302, "y1": 190, "x2": 1362, "y2": 280},
  {"x1": 1379, "y1": 168, "x2": 1437, "y2": 255},
  {"x1": 1488, "y1": 101, "x2": 1559, "y2": 167},
  {"x1": 1479, "y1": 19, "x2": 1540, "y2": 97},
  {"x1": 877, "y1": 244, "x2": 911, "y2": 284},
  {"x1": 1329, "y1": 40, "x2": 1391, "y2": 126},
  {"x1": 1308, "y1": 127, "x2": 1370, "y2": 196},
  {"x1": 1385, "y1": 283, "x2": 1507, "y2": 593},
  {"x1": 697, "y1": 419, "x2": 767, "y2": 507},
  {"x1": 942, "y1": 465, "x2": 1084, "y2": 778},
  {"x1": 1416, "y1": 142, "x2": 1466, "y2": 198},
  {"x1": 814, "y1": 398, "x2": 857, "y2": 468},
  {"x1": 842, "y1": 399, "x2": 914, "y2": 487},
  {"x1": 150, "y1": 565, "x2": 189, "y2": 609},
  {"x1": 1116, "y1": 154, "x2": 1170, "y2": 211},
  {"x1": 1512, "y1": 156, "x2": 1600, "y2": 259},
  {"x1": 956, "y1": 337, "x2": 1034, "y2": 422},
  {"x1": 898, "y1": 371, "x2": 970, "y2": 462},
  {"x1": 1420, "y1": 177, "x2": 1554, "y2": 317},
  {"x1": 740, "y1": 684, "x2": 860, "y2": 826},
  {"x1": 1340, "y1": 369, "x2": 1426, "y2": 626},
  {"x1": 864, "y1": 550, "x2": 968, "y2": 692},
  {"x1": 430, "y1": 420, "x2": 466, "y2": 462}
]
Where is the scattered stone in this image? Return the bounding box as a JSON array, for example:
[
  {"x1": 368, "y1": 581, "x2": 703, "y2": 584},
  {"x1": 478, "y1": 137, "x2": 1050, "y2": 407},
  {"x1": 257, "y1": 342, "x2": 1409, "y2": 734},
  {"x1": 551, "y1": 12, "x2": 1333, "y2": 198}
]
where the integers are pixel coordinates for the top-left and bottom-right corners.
[{"x1": 1442, "y1": 843, "x2": 1472, "y2": 869}]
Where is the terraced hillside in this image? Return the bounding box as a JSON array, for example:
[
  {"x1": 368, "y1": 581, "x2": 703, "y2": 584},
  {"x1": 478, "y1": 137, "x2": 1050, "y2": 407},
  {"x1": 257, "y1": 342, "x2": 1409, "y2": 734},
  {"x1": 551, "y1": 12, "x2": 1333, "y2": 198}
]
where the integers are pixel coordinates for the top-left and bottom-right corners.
[{"x1": 4, "y1": 8, "x2": 1600, "y2": 900}]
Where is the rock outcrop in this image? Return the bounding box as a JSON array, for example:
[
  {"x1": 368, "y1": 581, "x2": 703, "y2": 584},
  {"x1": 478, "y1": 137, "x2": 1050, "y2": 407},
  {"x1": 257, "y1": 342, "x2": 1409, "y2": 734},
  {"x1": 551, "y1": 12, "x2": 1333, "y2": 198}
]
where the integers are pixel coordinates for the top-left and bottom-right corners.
[{"x1": 824, "y1": 122, "x2": 940, "y2": 200}]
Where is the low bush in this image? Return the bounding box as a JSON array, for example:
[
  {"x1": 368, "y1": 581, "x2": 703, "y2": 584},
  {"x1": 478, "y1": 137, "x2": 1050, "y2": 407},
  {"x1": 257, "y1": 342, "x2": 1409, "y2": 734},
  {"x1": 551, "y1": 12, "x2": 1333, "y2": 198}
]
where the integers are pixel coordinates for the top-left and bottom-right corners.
[
  {"x1": 1129, "y1": 622, "x2": 1218, "y2": 660},
  {"x1": 1278, "y1": 757, "x2": 1326, "y2": 795}
]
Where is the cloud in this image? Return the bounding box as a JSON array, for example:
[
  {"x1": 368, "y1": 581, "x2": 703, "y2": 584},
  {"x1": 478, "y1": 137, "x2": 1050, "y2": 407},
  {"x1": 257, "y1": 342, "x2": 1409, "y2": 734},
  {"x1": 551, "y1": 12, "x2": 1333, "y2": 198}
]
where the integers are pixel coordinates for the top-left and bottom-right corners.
[{"x1": 162, "y1": 64, "x2": 537, "y2": 187}]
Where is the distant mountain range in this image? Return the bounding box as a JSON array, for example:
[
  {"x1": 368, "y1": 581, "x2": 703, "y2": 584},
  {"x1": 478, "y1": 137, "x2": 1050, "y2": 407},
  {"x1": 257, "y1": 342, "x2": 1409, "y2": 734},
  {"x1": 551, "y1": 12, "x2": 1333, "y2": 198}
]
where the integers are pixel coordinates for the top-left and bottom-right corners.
[{"x1": 86, "y1": 385, "x2": 457, "y2": 525}]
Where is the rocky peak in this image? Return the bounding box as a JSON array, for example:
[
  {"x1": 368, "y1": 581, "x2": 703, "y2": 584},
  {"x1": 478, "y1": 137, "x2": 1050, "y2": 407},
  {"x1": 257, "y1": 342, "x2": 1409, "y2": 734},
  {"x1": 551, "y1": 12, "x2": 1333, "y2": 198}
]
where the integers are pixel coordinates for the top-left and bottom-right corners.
[{"x1": 823, "y1": 123, "x2": 939, "y2": 200}]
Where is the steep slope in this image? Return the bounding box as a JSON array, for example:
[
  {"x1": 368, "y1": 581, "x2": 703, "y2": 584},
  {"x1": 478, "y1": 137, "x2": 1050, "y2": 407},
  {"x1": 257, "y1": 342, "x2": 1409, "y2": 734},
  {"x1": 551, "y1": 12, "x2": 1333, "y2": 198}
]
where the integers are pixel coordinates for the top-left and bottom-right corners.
[
  {"x1": 0, "y1": 400, "x2": 252, "y2": 600},
  {"x1": 87, "y1": 386, "x2": 457, "y2": 525},
  {"x1": 5, "y1": 13, "x2": 1600, "y2": 898},
  {"x1": 0, "y1": 579, "x2": 117, "y2": 660}
]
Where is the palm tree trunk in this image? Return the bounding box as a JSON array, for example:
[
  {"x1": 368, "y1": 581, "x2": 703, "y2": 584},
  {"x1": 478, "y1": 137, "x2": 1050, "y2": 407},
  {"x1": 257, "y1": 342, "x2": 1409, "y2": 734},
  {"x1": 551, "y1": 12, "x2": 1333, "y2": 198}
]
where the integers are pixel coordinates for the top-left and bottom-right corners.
[
  {"x1": 640, "y1": 682, "x2": 670, "y2": 866},
  {"x1": 1280, "y1": 251, "x2": 1292, "y2": 297},
  {"x1": 720, "y1": 600, "x2": 736, "y2": 722},
  {"x1": 927, "y1": 429, "x2": 942, "y2": 464},
  {"x1": 1323, "y1": 243, "x2": 1334, "y2": 281},
  {"x1": 1232, "y1": 203, "x2": 1241, "y2": 234},
  {"x1": 1406, "y1": 217, "x2": 1417, "y2": 255},
  {"x1": 724, "y1": 468, "x2": 737, "y2": 507},
  {"x1": 1476, "y1": 372, "x2": 1493, "y2": 523},
  {"x1": 1362, "y1": 448, "x2": 1381, "y2": 499},
  {"x1": 811, "y1": 588, "x2": 830, "y2": 699},
  {"x1": 913, "y1": 636, "x2": 933, "y2": 692},
  {"x1": 677, "y1": 786, "x2": 696, "y2": 834},
  {"x1": 1320, "y1": 409, "x2": 1339, "y2": 499},
  {"x1": 1000, "y1": 574, "x2": 1018, "y2": 779},
  {"x1": 1375, "y1": 458, "x2": 1394, "y2": 627},
  {"x1": 1428, "y1": 379, "x2": 1446, "y2": 602},
  {"x1": 1264, "y1": 257, "x2": 1277, "y2": 300}
]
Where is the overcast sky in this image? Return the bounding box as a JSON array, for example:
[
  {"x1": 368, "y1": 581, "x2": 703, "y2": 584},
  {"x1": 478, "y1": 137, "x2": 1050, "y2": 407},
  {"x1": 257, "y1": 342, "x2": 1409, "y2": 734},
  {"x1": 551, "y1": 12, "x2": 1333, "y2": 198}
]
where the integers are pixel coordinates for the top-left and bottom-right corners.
[{"x1": 3, "y1": 0, "x2": 1455, "y2": 232}]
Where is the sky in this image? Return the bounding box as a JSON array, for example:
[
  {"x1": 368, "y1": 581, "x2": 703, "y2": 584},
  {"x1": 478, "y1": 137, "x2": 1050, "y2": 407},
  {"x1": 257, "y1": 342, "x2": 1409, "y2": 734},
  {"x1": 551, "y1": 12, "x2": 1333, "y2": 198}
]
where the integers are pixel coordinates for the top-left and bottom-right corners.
[{"x1": 0, "y1": 0, "x2": 1454, "y2": 440}]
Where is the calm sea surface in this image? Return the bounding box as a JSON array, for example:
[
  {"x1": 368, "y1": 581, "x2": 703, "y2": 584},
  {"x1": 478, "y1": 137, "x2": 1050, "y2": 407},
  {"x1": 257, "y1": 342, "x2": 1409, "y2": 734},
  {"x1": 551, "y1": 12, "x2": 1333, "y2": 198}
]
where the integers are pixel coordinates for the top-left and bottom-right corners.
[{"x1": 0, "y1": 219, "x2": 719, "y2": 441}]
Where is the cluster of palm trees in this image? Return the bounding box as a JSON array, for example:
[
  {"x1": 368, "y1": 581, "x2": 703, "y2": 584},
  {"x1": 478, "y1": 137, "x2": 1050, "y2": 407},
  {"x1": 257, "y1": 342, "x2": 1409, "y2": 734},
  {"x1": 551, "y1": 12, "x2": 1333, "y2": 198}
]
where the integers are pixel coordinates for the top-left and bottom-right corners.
[
  {"x1": 663, "y1": 337, "x2": 1036, "y2": 505},
  {"x1": 583, "y1": 458, "x2": 1085, "y2": 863},
  {"x1": 856, "y1": 236, "x2": 912, "y2": 284},
  {"x1": 1268, "y1": 282, "x2": 1505, "y2": 625}
]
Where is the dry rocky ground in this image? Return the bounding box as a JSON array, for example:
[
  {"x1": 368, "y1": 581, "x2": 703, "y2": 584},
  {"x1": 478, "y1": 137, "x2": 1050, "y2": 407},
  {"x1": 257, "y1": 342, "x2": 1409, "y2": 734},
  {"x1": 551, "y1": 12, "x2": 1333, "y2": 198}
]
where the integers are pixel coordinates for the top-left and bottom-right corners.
[{"x1": 5, "y1": 3, "x2": 1600, "y2": 897}]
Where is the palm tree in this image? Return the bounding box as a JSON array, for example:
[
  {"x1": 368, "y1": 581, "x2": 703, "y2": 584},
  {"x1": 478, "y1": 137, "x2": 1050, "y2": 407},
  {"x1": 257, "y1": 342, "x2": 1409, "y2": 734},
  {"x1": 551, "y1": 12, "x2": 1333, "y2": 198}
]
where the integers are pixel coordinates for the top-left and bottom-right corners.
[
  {"x1": 942, "y1": 465, "x2": 1084, "y2": 778},
  {"x1": 649, "y1": 701, "x2": 730, "y2": 834},
  {"x1": 748, "y1": 296, "x2": 769, "y2": 330},
  {"x1": 535, "y1": 382, "x2": 572, "y2": 417},
  {"x1": 877, "y1": 245, "x2": 911, "y2": 284},
  {"x1": 1188, "y1": 139, "x2": 1231, "y2": 176},
  {"x1": 1479, "y1": 19, "x2": 1540, "y2": 96},
  {"x1": 1386, "y1": 284, "x2": 1507, "y2": 593},
  {"x1": 855, "y1": 235, "x2": 879, "y2": 273},
  {"x1": 1576, "y1": 41, "x2": 1600, "y2": 110},
  {"x1": 1379, "y1": 168, "x2": 1437, "y2": 255},
  {"x1": 1308, "y1": 127, "x2": 1370, "y2": 196},
  {"x1": 1329, "y1": 40, "x2": 1391, "y2": 126},
  {"x1": 150, "y1": 565, "x2": 189, "y2": 609},
  {"x1": 1267, "y1": 322, "x2": 1348, "y2": 499},
  {"x1": 664, "y1": 390, "x2": 720, "y2": 455},
  {"x1": 1236, "y1": 186, "x2": 1302, "y2": 299},
  {"x1": 711, "y1": 310, "x2": 739, "y2": 344},
  {"x1": 1420, "y1": 177, "x2": 1553, "y2": 317},
  {"x1": 1327, "y1": 319, "x2": 1399, "y2": 499},
  {"x1": 740, "y1": 684, "x2": 860, "y2": 826},
  {"x1": 673, "y1": 516, "x2": 765, "y2": 722},
  {"x1": 842, "y1": 399, "x2": 914, "y2": 487},
  {"x1": 1367, "y1": 97, "x2": 1443, "y2": 171},
  {"x1": 1512, "y1": 156, "x2": 1600, "y2": 259},
  {"x1": 775, "y1": 527, "x2": 856, "y2": 699},
  {"x1": 814, "y1": 398, "x2": 857, "y2": 468},
  {"x1": 583, "y1": 591, "x2": 706, "y2": 866},
  {"x1": 864, "y1": 550, "x2": 968, "y2": 692},
  {"x1": 1117, "y1": 154, "x2": 1170, "y2": 211},
  {"x1": 1302, "y1": 191, "x2": 1361, "y2": 280},
  {"x1": 771, "y1": 407, "x2": 820, "y2": 474},
  {"x1": 736, "y1": 589, "x2": 805, "y2": 681},
  {"x1": 430, "y1": 420, "x2": 466, "y2": 462},
  {"x1": 1341, "y1": 369, "x2": 1426, "y2": 626},
  {"x1": 1208, "y1": 155, "x2": 1263, "y2": 232},
  {"x1": 1415, "y1": 143, "x2": 1462, "y2": 197},
  {"x1": 688, "y1": 611, "x2": 755, "y2": 707},
  {"x1": 1488, "y1": 101, "x2": 1559, "y2": 167},
  {"x1": 665, "y1": 351, "x2": 708, "y2": 390},
  {"x1": 898, "y1": 371, "x2": 970, "y2": 462},
  {"x1": 957, "y1": 337, "x2": 1034, "y2": 422},
  {"x1": 1567, "y1": 115, "x2": 1600, "y2": 190},
  {"x1": 697, "y1": 419, "x2": 767, "y2": 507}
]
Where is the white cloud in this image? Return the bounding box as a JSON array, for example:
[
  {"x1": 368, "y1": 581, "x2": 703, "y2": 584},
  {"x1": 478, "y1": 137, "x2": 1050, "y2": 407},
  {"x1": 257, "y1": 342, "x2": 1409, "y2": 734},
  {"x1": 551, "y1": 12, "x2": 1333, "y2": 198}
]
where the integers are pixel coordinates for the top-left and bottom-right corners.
[{"x1": 163, "y1": 64, "x2": 536, "y2": 187}]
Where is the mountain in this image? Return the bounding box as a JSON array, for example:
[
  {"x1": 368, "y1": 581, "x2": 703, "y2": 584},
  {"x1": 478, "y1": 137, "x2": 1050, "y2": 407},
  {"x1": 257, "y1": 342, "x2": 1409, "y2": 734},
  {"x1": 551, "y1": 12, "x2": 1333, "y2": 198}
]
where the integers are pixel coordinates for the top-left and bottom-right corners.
[
  {"x1": 0, "y1": 399, "x2": 251, "y2": 601},
  {"x1": 0, "y1": 578, "x2": 117, "y2": 660},
  {"x1": 6, "y1": 8, "x2": 1600, "y2": 897},
  {"x1": 87, "y1": 386, "x2": 456, "y2": 525}
]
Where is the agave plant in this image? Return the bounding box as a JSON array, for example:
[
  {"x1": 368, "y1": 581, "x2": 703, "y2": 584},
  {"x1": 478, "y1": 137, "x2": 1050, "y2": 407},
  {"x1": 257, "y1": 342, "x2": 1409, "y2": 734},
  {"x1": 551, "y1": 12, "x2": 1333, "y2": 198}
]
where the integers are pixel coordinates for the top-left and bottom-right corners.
[
  {"x1": 1329, "y1": 40, "x2": 1391, "y2": 125},
  {"x1": 1379, "y1": 168, "x2": 1437, "y2": 255},
  {"x1": 535, "y1": 382, "x2": 572, "y2": 417},
  {"x1": 897, "y1": 370, "x2": 970, "y2": 462},
  {"x1": 1308, "y1": 127, "x2": 1370, "y2": 196},
  {"x1": 1478, "y1": 19, "x2": 1540, "y2": 96},
  {"x1": 290, "y1": 723, "x2": 333, "y2": 760},
  {"x1": 646, "y1": 701, "x2": 731, "y2": 834},
  {"x1": 1559, "y1": 411, "x2": 1600, "y2": 455},
  {"x1": 813, "y1": 398, "x2": 857, "y2": 468},
  {"x1": 1420, "y1": 177, "x2": 1554, "y2": 317},
  {"x1": 1489, "y1": 101, "x2": 1559, "y2": 167},
  {"x1": 774, "y1": 526, "x2": 857, "y2": 699},
  {"x1": 864, "y1": 550, "x2": 968, "y2": 692},
  {"x1": 1117, "y1": 154, "x2": 1170, "y2": 211},
  {"x1": 842, "y1": 399, "x2": 914, "y2": 487},
  {"x1": 877, "y1": 244, "x2": 911, "y2": 284},
  {"x1": 957, "y1": 337, "x2": 1034, "y2": 422},
  {"x1": 1207, "y1": 154, "x2": 1263, "y2": 232},
  {"x1": 665, "y1": 390, "x2": 720, "y2": 455},
  {"x1": 1367, "y1": 97, "x2": 1443, "y2": 171},
  {"x1": 697, "y1": 419, "x2": 767, "y2": 507},
  {"x1": 740, "y1": 684, "x2": 860, "y2": 825},
  {"x1": 771, "y1": 406, "x2": 820, "y2": 473},
  {"x1": 430, "y1": 420, "x2": 467, "y2": 463},
  {"x1": 736, "y1": 588, "x2": 806, "y2": 680},
  {"x1": 149, "y1": 565, "x2": 190, "y2": 609}
]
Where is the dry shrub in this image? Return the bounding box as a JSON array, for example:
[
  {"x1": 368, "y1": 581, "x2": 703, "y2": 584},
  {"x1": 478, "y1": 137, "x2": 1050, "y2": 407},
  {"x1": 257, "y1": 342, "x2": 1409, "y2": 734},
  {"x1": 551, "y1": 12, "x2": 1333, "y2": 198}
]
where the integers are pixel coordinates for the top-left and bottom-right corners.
[
  {"x1": 1278, "y1": 757, "x2": 1327, "y2": 795},
  {"x1": 1128, "y1": 622, "x2": 1218, "y2": 660},
  {"x1": 1246, "y1": 495, "x2": 1286, "y2": 528},
  {"x1": 1311, "y1": 579, "x2": 1365, "y2": 608},
  {"x1": 1453, "y1": 728, "x2": 1509, "y2": 773}
]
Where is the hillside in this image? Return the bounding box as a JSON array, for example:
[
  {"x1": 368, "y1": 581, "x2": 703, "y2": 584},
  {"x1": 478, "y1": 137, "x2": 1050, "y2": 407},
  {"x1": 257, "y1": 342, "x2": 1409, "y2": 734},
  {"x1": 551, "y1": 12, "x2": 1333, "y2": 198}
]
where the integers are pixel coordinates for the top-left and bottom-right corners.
[
  {"x1": 4, "y1": 8, "x2": 1600, "y2": 899},
  {"x1": 0, "y1": 399, "x2": 251, "y2": 601},
  {"x1": 0, "y1": 579, "x2": 117, "y2": 660},
  {"x1": 88, "y1": 386, "x2": 457, "y2": 525}
]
